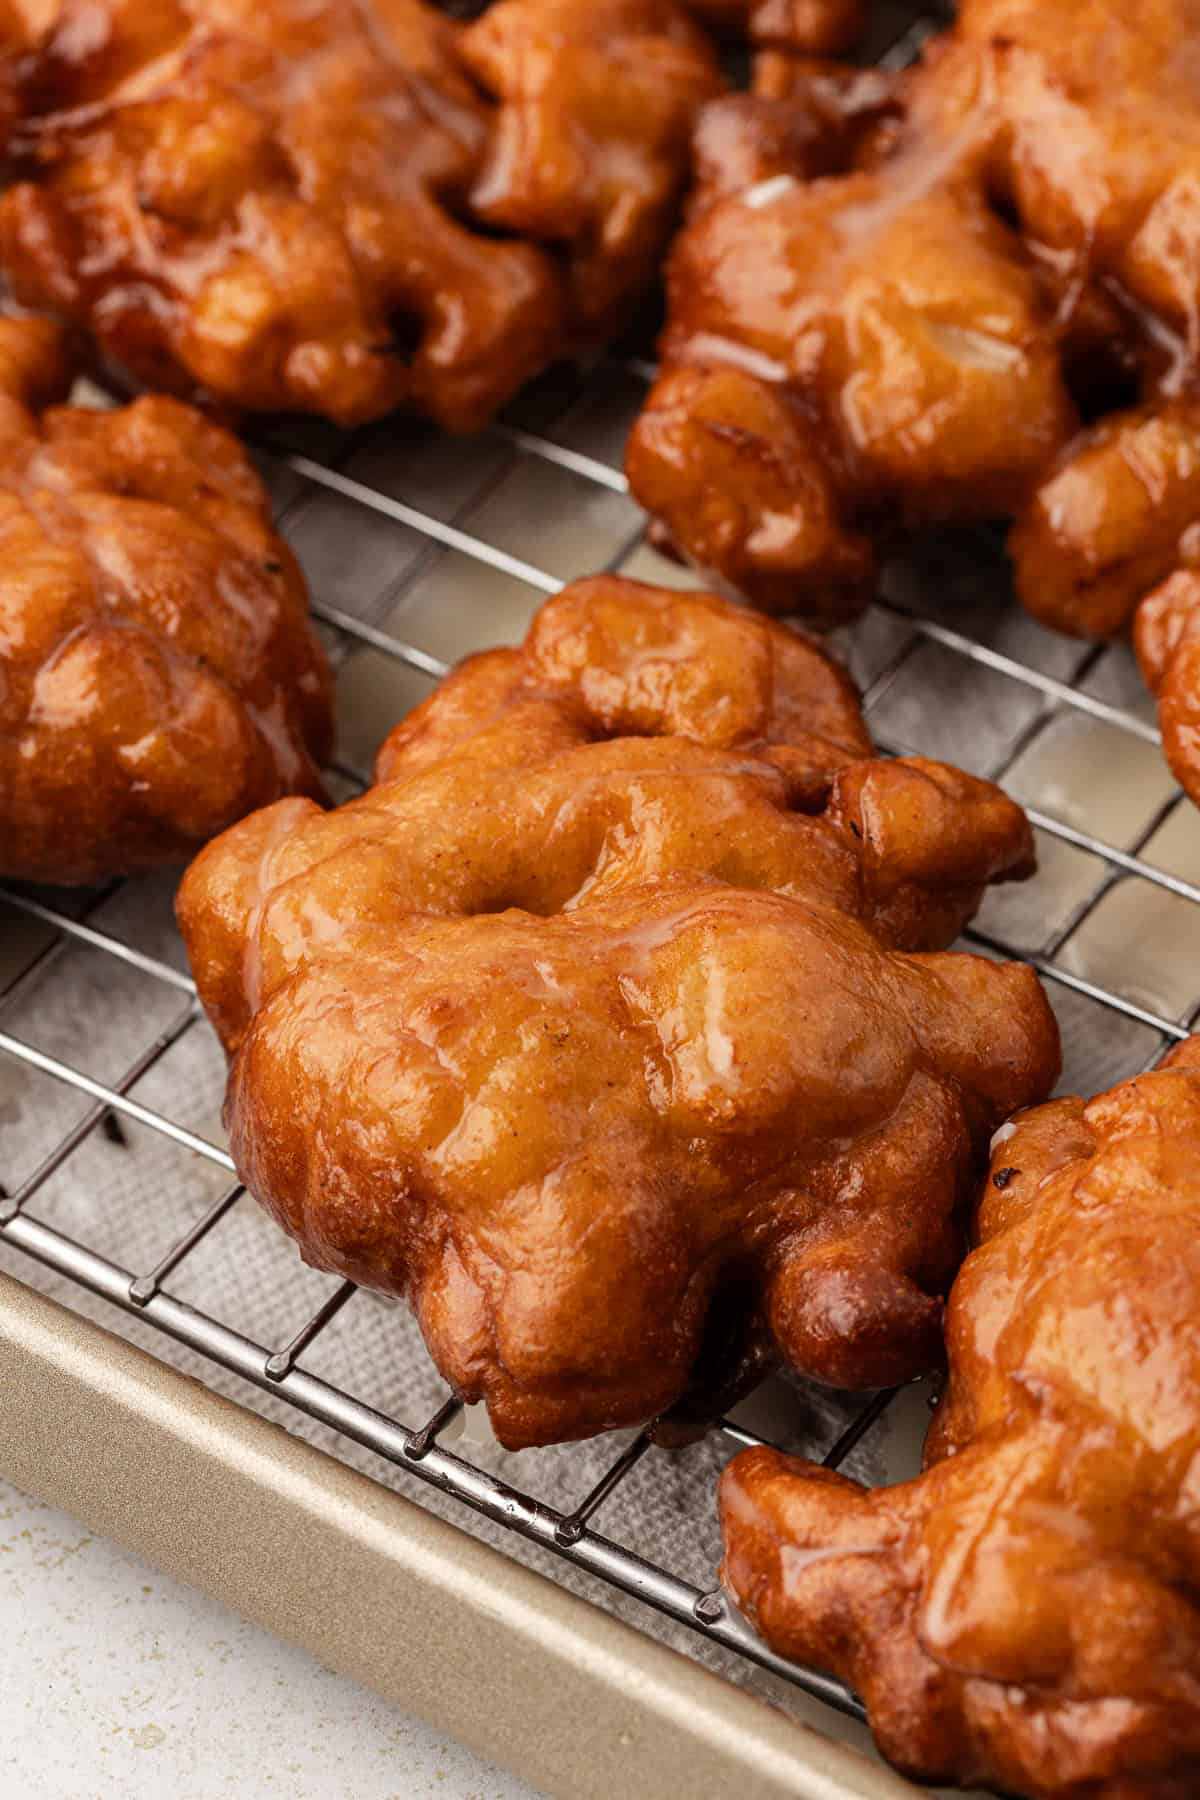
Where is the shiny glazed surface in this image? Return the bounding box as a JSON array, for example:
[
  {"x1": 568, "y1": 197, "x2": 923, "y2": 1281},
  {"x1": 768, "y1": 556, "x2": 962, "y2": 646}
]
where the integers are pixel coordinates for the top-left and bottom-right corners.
[
  {"x1": 0, "y1": 0, "x2": 722, "y2": 427},
  {"x1": 627, "y1": 0, "x2": 1200, "y2": 793},
  {"x1": 178, "y1": 575, "x2": 1058, "y2": 1449},
  {"x1": 721, "y1": 1038, "x2": 1200, "y2": 1800},
  {"x1": 0, "y1": 313, "x2": 331, "y2": 884}
]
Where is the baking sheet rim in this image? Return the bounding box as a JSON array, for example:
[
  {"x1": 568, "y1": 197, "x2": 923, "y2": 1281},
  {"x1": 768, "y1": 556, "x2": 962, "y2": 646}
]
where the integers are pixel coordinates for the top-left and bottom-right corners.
[{"x1": 0, "y1": 1269, "x2": 924, "y2": 1800}]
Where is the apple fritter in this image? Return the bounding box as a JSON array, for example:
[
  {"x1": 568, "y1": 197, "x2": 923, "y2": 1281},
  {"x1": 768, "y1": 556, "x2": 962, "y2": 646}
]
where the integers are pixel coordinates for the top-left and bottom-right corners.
[
  {"x1": 0, "y1": 314, "x2": 331, "y2": 884},
  {"x1": 627, "y1": 0, "x2": 1200, "y2": 788},
  {"x1": 1012, "y1": 401, "x2": 1200, "y2": 805},
  {"x1": 721, "y1": 1038, "x2": 1200, "y2": 1800},
  {"x1": 0, "y1": 0, "x2": 722, "y2": 428},
  {"x1": 177, "y1": 574, "x2": 1057, "y2": 1449},
  {"x1": 1135, "y1": 569, "x2": 1200, "y2": 803}
]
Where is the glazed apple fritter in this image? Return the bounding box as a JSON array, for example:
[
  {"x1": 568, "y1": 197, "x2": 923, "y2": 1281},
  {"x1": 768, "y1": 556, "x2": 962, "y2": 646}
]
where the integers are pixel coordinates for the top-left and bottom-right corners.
[
  {"x1": 178, "y1": 575, "x2": 1058, "y2": 1450},
  {"x1": 0, "y1": 313, "x2": 331, "y2": 885},
  {"x1": 627, "y1": 0, "x2": 1200, "y2": 790},
  {"x1": 0, "y1": 0, "x2": 722, "y2": 429},
  {"x1": 721, "y1": 1038, "x2": 1200, "y2": 1800},
  {"x1": 1013, "y1": 403, "x2": 1200, "y2": 804}
]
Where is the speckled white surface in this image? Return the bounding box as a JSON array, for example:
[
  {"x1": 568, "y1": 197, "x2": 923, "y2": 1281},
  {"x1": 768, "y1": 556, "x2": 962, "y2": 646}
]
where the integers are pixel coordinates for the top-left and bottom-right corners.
[{"x1": 0, "y1": 1476, "x2": 542, "y2": 1800}]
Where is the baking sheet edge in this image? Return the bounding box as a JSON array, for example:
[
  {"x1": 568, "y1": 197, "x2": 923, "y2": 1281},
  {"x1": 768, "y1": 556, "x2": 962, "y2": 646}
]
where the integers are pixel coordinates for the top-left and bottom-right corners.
[{"x1": 0, "y1": 1270, "x2": 923, "y2": 1800}]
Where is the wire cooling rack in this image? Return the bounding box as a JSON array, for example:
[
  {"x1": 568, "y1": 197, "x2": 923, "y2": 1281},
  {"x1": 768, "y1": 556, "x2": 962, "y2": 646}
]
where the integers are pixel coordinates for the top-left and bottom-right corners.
[{"x1": 2, "y1": 2, "x2": 1200, "y2": 1786}]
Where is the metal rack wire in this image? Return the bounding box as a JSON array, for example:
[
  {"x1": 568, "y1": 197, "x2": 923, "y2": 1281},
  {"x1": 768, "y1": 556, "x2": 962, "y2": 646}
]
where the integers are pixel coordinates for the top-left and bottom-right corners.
[{"x1": 2, "y1": 1, "x2": 1199, "y2": 1784}]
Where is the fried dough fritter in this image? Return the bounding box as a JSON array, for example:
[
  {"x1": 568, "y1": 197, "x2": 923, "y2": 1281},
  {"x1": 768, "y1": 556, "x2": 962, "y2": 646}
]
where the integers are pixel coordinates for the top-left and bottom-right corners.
[
  {"x1": 1011, "y1": 399, "x2": 1200, "y2": 803},
  {"x1": 0, "y1": 314, "x2": 331, "y2": 885},
  {"x1": 177, "y1": 574, "x2": 1058, "y2": 1450},
  {"x1": 627, "y1": 0, "x2": 1200, "y2": 785},
  {"x1": 1135, "y1": 569, "x2": 1200, "y2": 800},
  {"x1": 721, "y1": 1038, "x2": 1200, "y2": 1800},
  {"x1": 0, "y1": 0, "x2": 722, "y2": 429}
]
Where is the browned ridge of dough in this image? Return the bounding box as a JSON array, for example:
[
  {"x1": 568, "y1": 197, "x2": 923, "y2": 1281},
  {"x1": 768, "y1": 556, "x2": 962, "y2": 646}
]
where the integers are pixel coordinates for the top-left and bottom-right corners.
[
  {"x1": 721, "y1": 1037, "x2": 1200, "y2": 1800},
  {"x1": 177, "y1": 573, "x2": 1058, "y2": 1450},
  {"x1": 627, "y1": 0, "x2": 1200, "y2": 800},
  {"x1": 0, "y1": 312, "x2": 331, "y2": 885},
  {"x1": 0, "y1": 0, "x2": 722, "y2": 429}
]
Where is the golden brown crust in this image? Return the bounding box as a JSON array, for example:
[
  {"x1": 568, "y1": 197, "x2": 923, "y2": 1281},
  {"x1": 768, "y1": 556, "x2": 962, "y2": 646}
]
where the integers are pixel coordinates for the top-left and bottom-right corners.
[
  {"x1": 720, "y1": 1038, "x2": 1200, "y2": 1800},
  {"x1": 177, "y1": 574, "x2": 1057, "y2": 1448},
  {"x1": 626, "y1": 0, "x2": 1200, "y2": 777},
  {"x1": 1008, "y1": 399, "x2": 1200, "y2": 802},
  {"x1": 459, "y1": 0, "x2": 724, "y2": 342},
  {"x1": 0, "y1": 0, "x2": 722, "y2": 428},
  {"x1": 1135, "y1": 569, "x2": 1200, "y2": 801},
  {"x1": 0, "y1": 313, "x2": 332, "y2": 885}
]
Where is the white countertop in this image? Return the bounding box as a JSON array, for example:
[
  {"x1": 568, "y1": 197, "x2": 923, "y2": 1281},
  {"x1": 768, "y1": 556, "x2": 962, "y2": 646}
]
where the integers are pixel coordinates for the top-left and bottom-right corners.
[{"x1": 1, "y1": 1476, "x2": 543, "y2": 1800}]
